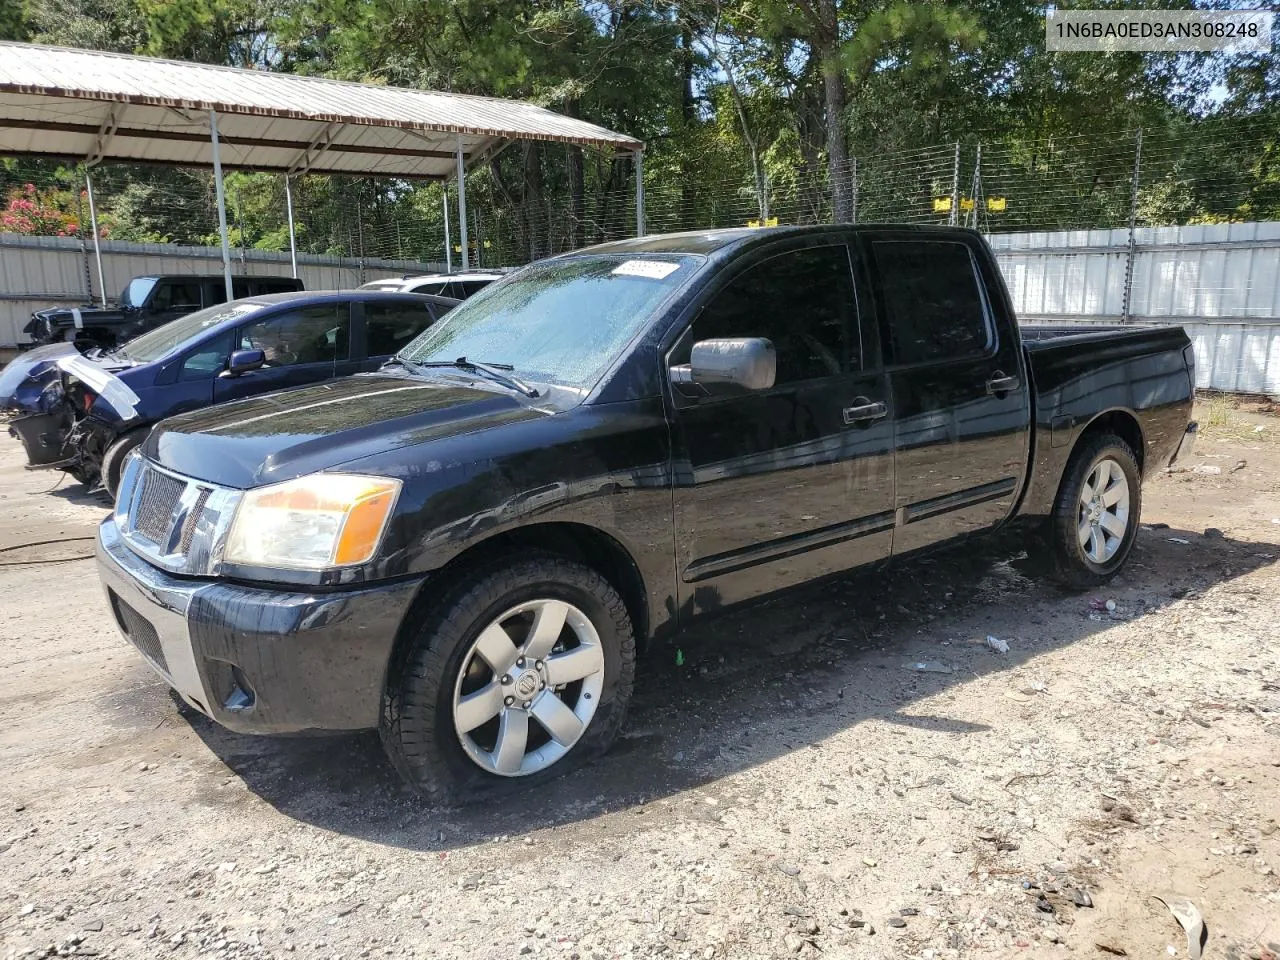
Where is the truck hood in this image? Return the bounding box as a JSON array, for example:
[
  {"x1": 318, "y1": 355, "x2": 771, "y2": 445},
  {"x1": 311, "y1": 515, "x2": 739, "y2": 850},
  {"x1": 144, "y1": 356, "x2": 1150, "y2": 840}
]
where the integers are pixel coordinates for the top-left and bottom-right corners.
[
  {"x1": 26, "y1": 304, "x2": 128, "y2": 333},
  {"x1": 146, "y1": 373, "x2": 551, "y2": 489}
]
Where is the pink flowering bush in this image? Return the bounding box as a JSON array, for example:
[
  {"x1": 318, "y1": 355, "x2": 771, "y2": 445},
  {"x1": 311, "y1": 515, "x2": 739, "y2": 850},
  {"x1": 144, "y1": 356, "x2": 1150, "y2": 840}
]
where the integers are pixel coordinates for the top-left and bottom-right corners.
[{"x1": 0, "y1": 183, "x2": 87, "y2": 237}]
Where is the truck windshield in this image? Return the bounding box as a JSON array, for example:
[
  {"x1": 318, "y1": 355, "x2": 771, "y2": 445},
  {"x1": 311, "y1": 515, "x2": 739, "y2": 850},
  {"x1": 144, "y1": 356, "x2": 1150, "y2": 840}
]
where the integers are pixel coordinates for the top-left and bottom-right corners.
[
  {"x1": 122, "y1": 277, "x2": 158, "y2": 308},
  {"x1": 399, "y1": 254, "x2": 698, "y2": 391},
  {"x1": 119, "y1": 302, "x2": 262, "y2": 363}
]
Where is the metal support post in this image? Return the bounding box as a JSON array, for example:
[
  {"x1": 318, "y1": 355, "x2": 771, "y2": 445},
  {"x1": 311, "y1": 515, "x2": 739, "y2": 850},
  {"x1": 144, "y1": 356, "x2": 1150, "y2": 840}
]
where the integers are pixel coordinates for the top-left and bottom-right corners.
[
  {"x1": 1121, "y1": 128, "x2": 1143, "y2": 324},
  {"x1": 850, "y1": 158, "x2": 858, "y2": 224},
  {"x1": 456, "y1": 135, "x2": 470, "y2": 272},
  {"x1": 284, "y1": 175, "x2": 298, "y2": 279},
  {"x1": 443, "y1": 188, "x2": 452, "y2": 273},
  {"x1": 84, "y1": 172, "x2": 106, "y2": 305},
  {"x1": 209, "y1": 110, "x2": 235, "y2": 303},
  {"x1": 967, "y1": 143, "x2": 983, "y2": 230},
  {"x1": 634, "y1": 149, "x2": 645, "y2": 237},
  {"x1": 949, "y1": 142, "x2": 961, "y2": 226}
]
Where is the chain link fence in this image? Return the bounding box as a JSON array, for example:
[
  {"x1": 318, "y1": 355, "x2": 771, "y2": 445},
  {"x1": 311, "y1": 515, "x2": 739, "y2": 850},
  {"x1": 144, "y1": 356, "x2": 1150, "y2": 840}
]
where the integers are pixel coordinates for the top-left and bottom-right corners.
[
  {"x1": 4, "y1": 121, "x2": 1279, "y2": 390},
  {"x1": 3, "y1": 121, "x2": 1275, "y2": 267}
]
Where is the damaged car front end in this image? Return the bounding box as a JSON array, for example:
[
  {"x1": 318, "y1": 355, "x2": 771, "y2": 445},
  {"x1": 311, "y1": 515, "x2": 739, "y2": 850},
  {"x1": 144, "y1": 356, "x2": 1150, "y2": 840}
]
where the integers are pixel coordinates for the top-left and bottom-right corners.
[{"x1": 1, "y1": 345, "x2": 143, "y2": 486}]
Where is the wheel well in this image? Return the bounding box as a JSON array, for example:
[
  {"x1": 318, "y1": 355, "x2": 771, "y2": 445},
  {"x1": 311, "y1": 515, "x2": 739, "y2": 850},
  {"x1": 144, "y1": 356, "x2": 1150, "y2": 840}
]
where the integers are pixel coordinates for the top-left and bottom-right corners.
[
  {"x1": 385, "y1": 523, "x2": 650, "y2": 687},
  {"x1": 1078, "y1": 410, "x2": 1145, "y2": 474}
]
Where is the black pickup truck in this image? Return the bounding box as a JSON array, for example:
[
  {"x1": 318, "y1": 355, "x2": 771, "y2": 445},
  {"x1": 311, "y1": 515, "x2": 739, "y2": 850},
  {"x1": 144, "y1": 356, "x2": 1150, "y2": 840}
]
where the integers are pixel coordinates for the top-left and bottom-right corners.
[
  {"x1": 26, "y1": 274, "x2": 303, "y2": 349},
  {"x1": 96, "y1": 226, "x2": 1197, "y2": 799}
]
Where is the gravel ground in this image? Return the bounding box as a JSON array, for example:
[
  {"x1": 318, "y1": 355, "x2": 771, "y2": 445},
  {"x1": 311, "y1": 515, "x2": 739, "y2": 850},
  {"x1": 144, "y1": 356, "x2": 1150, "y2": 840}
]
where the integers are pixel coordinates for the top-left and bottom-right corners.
[{"x1": 1, "y1": 400, "x2": 1278, "y2": 960}]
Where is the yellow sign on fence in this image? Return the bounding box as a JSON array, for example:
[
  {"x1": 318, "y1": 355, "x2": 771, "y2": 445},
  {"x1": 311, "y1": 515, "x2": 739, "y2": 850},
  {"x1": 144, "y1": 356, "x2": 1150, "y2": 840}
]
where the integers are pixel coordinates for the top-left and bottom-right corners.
[
  {"x1": 987, "y1": 197, "x2": 1008, "y2": 212},
  {"x1": 746, "y1": 217, "x2": 779, "y2": 228},
  {"x1": 960, "y1": 197, "x2": 975, "y2": 212},
  {"x1": 933, "y1": 197, "x2": 952, "y2": 212}
]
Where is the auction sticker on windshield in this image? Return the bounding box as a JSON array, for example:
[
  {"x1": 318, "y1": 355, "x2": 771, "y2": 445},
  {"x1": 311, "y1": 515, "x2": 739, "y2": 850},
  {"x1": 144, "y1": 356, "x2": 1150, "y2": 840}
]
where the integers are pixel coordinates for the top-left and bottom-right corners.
[{"x1": 611, "y1": 260, "x2": 681, "y2": 280}]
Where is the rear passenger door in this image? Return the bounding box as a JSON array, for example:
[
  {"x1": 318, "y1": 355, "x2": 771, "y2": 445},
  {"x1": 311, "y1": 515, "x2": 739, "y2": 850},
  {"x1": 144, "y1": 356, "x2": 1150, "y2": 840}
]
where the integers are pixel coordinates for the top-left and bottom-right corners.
[
  {"x1": 213, "y1": 302, "x2": 357, "y2": 403},
  {"x1": 865, "y1": 234, "x2": 1032, "y2": 556},
  {"x1": 667, "y1": 240, "x2": 895, "y2": 614},
  {"x1": 356, "y1": 298, "x2": 443, "y2": 370}
]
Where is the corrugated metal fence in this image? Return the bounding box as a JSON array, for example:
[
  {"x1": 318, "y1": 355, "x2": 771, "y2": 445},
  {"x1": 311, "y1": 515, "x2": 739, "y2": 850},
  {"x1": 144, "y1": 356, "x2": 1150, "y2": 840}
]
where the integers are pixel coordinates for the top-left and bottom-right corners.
[
  {"x1": 0, "y1": 233, "x2": 442, "y2": 347},
  {"x1": 991, "y1": 221, "x2": 1280, "y2": 395},
  {"x1": 3, "y1": 224, "x2": 1278, "y2": 395}
]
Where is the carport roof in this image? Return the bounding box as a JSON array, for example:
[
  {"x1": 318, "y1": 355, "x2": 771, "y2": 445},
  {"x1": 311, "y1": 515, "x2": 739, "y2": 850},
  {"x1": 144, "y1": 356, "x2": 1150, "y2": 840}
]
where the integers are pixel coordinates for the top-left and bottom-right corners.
[{"x1": 0, "y1": 42, "x2": 643, "y2": 179}]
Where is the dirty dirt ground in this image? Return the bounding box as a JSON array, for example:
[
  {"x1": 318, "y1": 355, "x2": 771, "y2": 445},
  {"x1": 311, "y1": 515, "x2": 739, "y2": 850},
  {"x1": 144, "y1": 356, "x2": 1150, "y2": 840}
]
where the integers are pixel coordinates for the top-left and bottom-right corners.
[{"x1": 1, "y1": 400, "x2": 1278, "y2": 960}]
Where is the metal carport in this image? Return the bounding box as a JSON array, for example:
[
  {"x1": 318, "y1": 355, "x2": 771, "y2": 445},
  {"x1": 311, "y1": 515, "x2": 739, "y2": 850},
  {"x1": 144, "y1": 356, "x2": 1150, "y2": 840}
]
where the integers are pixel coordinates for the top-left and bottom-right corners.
[{"x1": 0, "y1": 42, "x2": 645, "y2": 302}]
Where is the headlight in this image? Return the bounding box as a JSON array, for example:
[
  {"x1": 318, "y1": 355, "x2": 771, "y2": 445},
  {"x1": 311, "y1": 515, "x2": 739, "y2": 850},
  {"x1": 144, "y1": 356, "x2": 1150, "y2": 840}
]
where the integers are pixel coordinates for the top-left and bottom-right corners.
[{"x1": 224, "y1": 474, "x2": 401, "y2": 570}]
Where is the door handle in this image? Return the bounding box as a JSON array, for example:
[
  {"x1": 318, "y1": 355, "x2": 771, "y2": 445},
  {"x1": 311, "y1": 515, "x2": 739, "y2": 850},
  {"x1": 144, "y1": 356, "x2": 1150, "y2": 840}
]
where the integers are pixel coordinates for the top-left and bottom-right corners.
[
  {"x1": 843, "y1": 399, "x2": 887, "y2": 425},
  {"x1": 986, "y1": 372, "x2": 1021, "y2": 396}
]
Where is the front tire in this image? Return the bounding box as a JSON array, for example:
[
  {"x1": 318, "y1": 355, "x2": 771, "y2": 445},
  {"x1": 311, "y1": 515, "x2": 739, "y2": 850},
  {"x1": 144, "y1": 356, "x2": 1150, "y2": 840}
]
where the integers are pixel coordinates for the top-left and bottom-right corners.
[
  {"x1": 101, "y1": 429, "x2": 147, "y2": 500},
  {"x1": 1046, "y1": 433, "x2": 1142, "y2": 590},
  {"x1": 380, "y1": 555, "x2": 636, "y2": 801}
]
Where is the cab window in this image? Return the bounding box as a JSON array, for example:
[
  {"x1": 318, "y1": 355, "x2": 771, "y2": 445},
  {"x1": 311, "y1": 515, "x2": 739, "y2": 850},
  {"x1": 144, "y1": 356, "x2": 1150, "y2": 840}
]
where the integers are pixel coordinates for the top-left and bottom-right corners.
[
  {"x1": 179, "y1": 333, "x2": 232, "y2": 381},
  {"x1": 871, "y1": 240, "x2": 992, "y2": 365},
  {"x1": 237, "y1": 304, "x2": 350, "y2": 366},
  {"x1": 690, "y1": 245, "x2": 859, "y2": 384},
  {"x1": 151, "y1": 280, "x2": 202, "y2": 312},
  {"x1": 365, "y1": 300, "x2": 439, "y2": 356}
]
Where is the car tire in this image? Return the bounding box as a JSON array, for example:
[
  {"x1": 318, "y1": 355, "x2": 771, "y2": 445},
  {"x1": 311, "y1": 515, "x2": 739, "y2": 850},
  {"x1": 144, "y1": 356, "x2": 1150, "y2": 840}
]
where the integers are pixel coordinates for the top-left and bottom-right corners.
[
  {"x1": 101, "y1": 429, "x2": 147, "y2": 501},
  {"x1": 380, "y1": 554, "x2": 636, "y2": 801},
  {"x1": 1045, "y1": 432, "x2": 1142, "y2": 591}
]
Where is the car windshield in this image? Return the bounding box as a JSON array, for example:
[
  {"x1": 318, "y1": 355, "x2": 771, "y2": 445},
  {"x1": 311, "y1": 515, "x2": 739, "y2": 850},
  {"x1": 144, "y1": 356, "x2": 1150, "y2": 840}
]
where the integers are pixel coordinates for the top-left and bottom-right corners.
[
  {"x1": 399, "y1": 254, "x2": 698, "y2": 390},
  {"x1": 119, "y1": 302, "x2": 262, "y2": 363},
  {"x1": 122, "y1": 277, "x2": 158, "y2": 308}
]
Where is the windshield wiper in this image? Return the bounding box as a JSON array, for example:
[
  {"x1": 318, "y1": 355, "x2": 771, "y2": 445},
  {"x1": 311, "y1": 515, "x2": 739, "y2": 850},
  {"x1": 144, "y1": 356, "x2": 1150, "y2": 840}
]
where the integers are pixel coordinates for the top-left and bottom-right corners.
[
  {"x1": 383, "y1": 355, "x2": 421, "y2": 373},
  {"x1": 417, "y1": 357, "x2": 539, "y2": 398}
]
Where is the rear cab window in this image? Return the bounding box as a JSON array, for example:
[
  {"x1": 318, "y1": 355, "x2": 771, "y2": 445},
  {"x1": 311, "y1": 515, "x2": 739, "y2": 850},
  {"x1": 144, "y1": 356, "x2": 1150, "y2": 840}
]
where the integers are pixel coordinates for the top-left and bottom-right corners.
[{"x1": 869, "y1": 239, "x2": 993, "y2": 365}]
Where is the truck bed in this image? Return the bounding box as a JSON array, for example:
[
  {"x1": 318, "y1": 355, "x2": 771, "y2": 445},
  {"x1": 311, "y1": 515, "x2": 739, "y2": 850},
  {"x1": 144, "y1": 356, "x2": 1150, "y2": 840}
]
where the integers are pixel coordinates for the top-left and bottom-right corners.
[{"x1": 1017, "y1": 321, "x2": 1195, "y2": 521}]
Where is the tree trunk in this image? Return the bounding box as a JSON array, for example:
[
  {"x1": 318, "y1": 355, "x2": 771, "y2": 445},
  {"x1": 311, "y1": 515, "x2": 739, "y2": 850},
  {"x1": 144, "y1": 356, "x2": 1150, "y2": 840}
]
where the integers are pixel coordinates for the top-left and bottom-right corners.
[
  {"x1": 679, "y1": 24, "x2": 696, "y2": 230},
  {"x1": 818, "y1": 0, "x2": 852, "y2": 222},
  {"x1": 523, "y1": 142, "x2": 545, "y2": 262}
]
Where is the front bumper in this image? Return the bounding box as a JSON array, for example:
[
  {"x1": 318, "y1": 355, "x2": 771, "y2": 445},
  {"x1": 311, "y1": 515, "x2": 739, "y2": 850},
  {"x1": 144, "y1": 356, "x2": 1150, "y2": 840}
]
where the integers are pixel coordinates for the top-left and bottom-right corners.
[{"x1": 97, "y1": 517, "x2": 424, "y2": 734}]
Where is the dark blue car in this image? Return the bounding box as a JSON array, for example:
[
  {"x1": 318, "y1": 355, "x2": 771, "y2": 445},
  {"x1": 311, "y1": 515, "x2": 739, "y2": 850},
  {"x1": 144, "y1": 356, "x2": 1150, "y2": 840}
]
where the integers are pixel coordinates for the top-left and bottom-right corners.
[{"x1": 1, "y1": 290, "x2": 456, "y2": 496}]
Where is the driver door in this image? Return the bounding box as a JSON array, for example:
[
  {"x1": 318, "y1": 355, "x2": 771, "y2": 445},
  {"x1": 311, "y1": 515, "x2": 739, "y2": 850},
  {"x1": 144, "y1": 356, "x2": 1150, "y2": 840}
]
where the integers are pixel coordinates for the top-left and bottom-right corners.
[
  {"x1": 213, "y1": 302, "x2": 356, "y2": 403},
  {"x1": 668, "y1": 240, "x2": 896, "y2": 614}
]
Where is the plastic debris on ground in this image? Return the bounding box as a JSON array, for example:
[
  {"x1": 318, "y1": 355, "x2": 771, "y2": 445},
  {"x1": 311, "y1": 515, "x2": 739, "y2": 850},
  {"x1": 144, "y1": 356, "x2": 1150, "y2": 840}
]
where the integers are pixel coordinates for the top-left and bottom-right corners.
[
  {"x1": 1167, "y1": 537, "x2": 1191, "y2": 544},
  {"x1": 985, "y1": 635, "x2": 1009, "y2": 654},
  {"x1": 1151, "y1": 893, "x2": 1206, "y2": 960},
  {"x1": 906, "y1": 661, "x2": 953, "y2": 674}
]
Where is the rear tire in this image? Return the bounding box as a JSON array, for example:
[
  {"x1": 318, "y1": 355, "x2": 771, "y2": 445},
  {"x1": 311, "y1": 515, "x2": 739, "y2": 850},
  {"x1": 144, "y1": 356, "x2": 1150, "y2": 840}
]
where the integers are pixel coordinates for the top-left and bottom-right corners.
[
  {"x1": 1045, "y1": 432, "x2": 1142, "y2": 590},
  {"x1": 101, "y1": 429, "x2": 147, "y2": 501},
  {"x1": 380, "y1": 555, "x2": 636, "y2": 801}
]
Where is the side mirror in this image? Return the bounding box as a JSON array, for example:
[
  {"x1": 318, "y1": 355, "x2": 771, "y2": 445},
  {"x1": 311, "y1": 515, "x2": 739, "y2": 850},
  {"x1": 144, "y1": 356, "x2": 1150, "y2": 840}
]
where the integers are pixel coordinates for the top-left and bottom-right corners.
[
  {"x1": 220, "y1": 348, "x2": 265, "y2": 378},
  {"x1": 670, "y1": 337, "x2": 776, "y2": 393}
]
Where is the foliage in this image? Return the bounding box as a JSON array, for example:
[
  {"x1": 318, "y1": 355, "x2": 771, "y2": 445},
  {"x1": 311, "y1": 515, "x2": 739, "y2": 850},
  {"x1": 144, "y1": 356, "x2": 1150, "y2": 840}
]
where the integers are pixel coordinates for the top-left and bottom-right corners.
[
  {"x1": 4, "y1": 0, "x2": 1278, "y2": 253},
  {"x1": 1, "y1": 182, "x2": 84, "y2": 236}
]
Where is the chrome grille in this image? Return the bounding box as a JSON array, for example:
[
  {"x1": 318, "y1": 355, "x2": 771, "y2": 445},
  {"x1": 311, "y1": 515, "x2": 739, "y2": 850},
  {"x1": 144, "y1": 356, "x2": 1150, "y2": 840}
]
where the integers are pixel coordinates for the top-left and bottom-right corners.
[
  {"x1": 116, "y1": 455, "x2": 242, "y2": 577},
  {"x1": 178, "y1": 487, "x2": 212, "y2": 553},
  {"x1": 133, "y1": 466, "x2": 186, "y2": 545}
]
